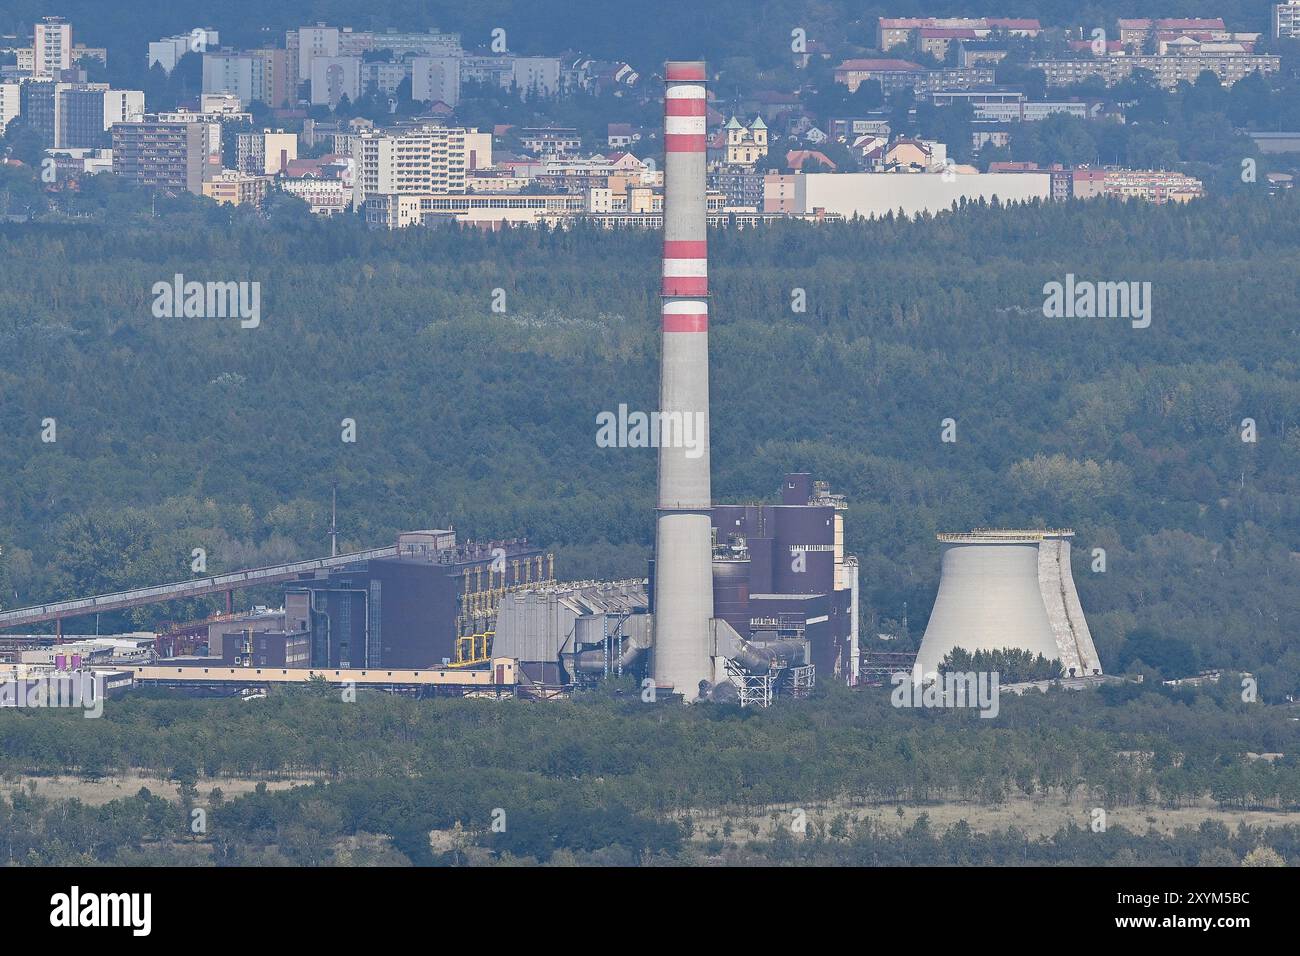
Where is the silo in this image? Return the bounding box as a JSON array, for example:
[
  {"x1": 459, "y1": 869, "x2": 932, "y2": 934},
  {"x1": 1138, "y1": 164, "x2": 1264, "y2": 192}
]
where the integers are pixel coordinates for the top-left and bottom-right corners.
[
  {"x1": 712, "y1": 555, "x2": 751, "y2": 638},
  {"x1": 914, "y1": 531, "x2": 1063, "y2": 679}
]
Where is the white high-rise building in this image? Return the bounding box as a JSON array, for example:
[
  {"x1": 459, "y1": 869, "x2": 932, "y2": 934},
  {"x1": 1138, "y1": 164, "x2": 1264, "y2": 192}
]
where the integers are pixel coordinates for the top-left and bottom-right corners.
[
  {"x1": 1276, "y1": 1, "x2": 1300, "y2": 37},
  {"x1": 411, "y1": 57, "x2": 460, "y2": 106},
  {"x1": 353, "y1": 126, "x2": 468, "y2": 205},
  {"x1": 0, "y1": 84, "x2": 20, "y2": 131},
  {"x1": 102, "y1": 90, "x2": 145, "y2": 127},
  {"x1": 148, "y1": 29, "x2": 219, "y2": 74},
  {"x1": 34, "y1": 17, "x2": 73, "y2": 78},
  {"x1": 310, "y1": 56, "x2": 361, "y2": 107},
  {"x1": 202, "y1": 53, "x2": 256, "y2": 106},
  {"x1": 511, "y1": 57, "x2": 562, "y2": 97},
  {"x1": 297, "y1": 25, "x2": 341, "y2": 81}
]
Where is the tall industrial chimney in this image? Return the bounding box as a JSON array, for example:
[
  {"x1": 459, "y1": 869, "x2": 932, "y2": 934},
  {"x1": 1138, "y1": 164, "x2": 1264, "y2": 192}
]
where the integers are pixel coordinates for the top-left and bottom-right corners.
[{"x1": 653, "y1": 60, "x2": 715, "y2": 700}]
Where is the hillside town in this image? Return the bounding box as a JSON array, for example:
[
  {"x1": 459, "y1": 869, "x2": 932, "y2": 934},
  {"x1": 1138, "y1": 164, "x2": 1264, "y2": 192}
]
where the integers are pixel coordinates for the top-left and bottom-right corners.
[{"x1": 2, "y1": 10, "x2": 1299, "y2": 227}]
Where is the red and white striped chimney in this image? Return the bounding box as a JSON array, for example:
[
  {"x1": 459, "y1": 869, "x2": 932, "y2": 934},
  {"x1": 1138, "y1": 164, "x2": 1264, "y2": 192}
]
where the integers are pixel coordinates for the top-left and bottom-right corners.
[{"x1": 653, "y1": 61, "x2": 715, "y2": 700}]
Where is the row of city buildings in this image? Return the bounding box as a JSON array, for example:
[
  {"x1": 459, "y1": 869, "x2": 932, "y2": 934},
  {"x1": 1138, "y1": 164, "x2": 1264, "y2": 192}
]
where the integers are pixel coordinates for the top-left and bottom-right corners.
[
  {"x1": 3, "y1": 12, "x2": 1265, "y2": 224},
  {"x1": 141, "y1": 22, "x2": 638, "y2": 111}
]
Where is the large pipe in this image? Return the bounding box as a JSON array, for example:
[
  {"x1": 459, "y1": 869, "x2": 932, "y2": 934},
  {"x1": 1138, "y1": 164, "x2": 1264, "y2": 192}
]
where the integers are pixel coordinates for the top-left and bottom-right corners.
[
  {"x1": 652, "y1": 60, "x2": 715, "y2": 702},
  {"x1": 730, "y1": 638, "x2": 806, "y2": 673},
  {"x1": 567, "y1": 642, "x2": 649, "y2": 675}
]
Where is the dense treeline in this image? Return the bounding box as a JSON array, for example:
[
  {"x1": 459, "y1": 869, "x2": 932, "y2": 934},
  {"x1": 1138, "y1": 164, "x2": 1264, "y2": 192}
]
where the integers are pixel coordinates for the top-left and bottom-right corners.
[
  {"x1": 3, "y1": 785, "x2": 1297, "y2": 865},
  {"x1": 1, "y1": 192, "x2": 1298, "y2": 693},
  {"x1": 0, "y1": 680, "x2": 1297, "y2": 864},
  {"x1": 1, "y1": 681, "x2": 1298, "y2": 810}
]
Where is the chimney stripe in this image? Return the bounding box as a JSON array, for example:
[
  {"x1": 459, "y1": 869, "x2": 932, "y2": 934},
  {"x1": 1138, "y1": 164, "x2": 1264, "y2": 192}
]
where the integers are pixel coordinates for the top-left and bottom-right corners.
[
  {"x1": 662, "y1": 312, "x2": 709, "y2": 332},
  {"x1": 662, "y1": 276, "x2": 709, "y2": 295},
  {"x1": 664, "y1": 240, "x2": 707, "y2": 258},
  {"x1": 664, "y1": 63, "x2": 707, "y2": 81},
  {"x1": 665, "y1": 134, "x2": 707, "y2": 152},
  {"x1": 663, "y1": 258, "x2": 708, "y2": 277},
  {"x1": 665, "y1": 98, "x2": 707, "y2": 116},
  {"x1": 665, "y1": 115, "x2": 707, "y2": 135}
]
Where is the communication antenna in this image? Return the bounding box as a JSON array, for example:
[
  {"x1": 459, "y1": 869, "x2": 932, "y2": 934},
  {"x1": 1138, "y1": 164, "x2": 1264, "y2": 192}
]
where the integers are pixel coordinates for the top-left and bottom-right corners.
[{"x1": 329, "y1": 485, "x2": 339, "y2": 557}]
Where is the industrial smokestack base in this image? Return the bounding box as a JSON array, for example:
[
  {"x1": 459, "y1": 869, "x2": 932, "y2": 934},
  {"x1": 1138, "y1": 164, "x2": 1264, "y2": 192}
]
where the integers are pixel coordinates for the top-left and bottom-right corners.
[
  {"x1": 652, "y1": 60, "x2": 715, "y2": 700},
  {"x1": 914, "y1": 530, "x2": 1102, "y2": 680}
]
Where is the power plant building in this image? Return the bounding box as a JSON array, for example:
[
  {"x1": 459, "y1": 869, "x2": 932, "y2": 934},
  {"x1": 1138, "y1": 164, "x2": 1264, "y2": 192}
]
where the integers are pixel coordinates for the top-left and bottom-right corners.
[
  {"x1": 915, "y1": 530, "x2": 1102, "y2": 679},
  {"x1": 710, "y1": 473, "x2": 859, "y2": 683},
  {"x1": 283, "y1": 530, "x2": 545, "y2": 669}
]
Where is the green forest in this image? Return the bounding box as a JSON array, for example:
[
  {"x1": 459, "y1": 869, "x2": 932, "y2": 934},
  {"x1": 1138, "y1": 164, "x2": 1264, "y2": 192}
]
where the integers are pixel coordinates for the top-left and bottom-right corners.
[
  {"x1": 0, "y1": 193, "x2": 1294, "y2": 673},
  {"x1": 0, "y1": 679, "x2": 1297, "y2": 865},
  {"x1": 1, "y1": 187, "x2": 1298, "y2": 695}
]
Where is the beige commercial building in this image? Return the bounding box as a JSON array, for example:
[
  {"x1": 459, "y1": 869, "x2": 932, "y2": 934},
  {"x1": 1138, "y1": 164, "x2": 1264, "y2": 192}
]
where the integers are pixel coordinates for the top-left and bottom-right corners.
[
  {"x1": 202, "y1": 169, "x2": 271, "y2": 205},
  {"x1": 771, "y1": 171, "x2": 1051, "y2": 219}
]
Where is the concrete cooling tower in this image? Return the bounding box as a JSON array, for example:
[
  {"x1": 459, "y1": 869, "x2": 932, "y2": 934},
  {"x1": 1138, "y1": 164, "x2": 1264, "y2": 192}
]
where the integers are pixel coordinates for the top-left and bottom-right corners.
[{"x1": 914, "y1": 530, "x2": 1102, "y2": 680}]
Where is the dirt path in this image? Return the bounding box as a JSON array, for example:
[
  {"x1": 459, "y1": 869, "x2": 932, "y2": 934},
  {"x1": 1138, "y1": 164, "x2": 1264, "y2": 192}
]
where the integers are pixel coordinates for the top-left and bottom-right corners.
[
  {"x1": 690, "y1": 792, "x2": 1300, "y2": 841},
  {"x1": 1, "y1": 772, "x2": 321, "y2": 806}
]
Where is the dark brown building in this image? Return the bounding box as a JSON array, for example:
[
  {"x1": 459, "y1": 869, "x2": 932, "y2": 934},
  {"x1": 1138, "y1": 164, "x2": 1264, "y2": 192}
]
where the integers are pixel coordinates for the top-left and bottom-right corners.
[
  {"x1": 220, "y1": 629, "x2": 311, "y2": 668},
  {"x1": 111, "y1": 120, "x2": 206, "y2": 195},
  {"x1": 283, "y1": 531, "x2": 546, "y2": 669},
  {"x1": 711, "y1": 473, "x2": 857, "y2": 681}
]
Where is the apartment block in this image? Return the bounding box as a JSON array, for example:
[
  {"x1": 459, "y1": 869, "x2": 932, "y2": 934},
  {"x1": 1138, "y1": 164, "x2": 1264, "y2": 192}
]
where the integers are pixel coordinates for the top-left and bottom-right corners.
[
  {"x1": 973, "y1": 101, "x2": 1093, "y2": 122},
  {"x1": 202, "y1": 53, "x2": 255, "y2": 106},
  {"x1": 834, "y1": 59, "x2": 994, "y2": 95},
  {"x1": 236, "y1": 129, "x2": 298, "y2": 175},
  {"x1": 460, "y1": 55, "x2": 562, "y2": 97},
  {"x1": 294, "y1": 25, "x2": 461, "y2": 82},
  {"x1": 111, "y1": 121, "x2": 208, "y2": 195},
  {"x1": 412, "y1": 56, "x2": 460, "y2": 106},
  {"x1": 0, "y1": 84, "x2": 22, "y2": 132},
  {"x1": 202, "y1": 169, "x2": 271, "y2": 205},
  {"x1": 1025, "y1": 53, "x2": 1279, "y2": 89},
  {"x1": 250, "y1": 48, "x2": 295, "y2": 109},
  {"x1": 33, "y1": 17, "x2": 73, "y2": 79},
  {"x1": 1117, "y1": 18, "x2": 1225, "y2": 48},
  {"x1": 155, "y1": 109, "x2": 225, "y2": 162},
  {"x1": 1276, "y1": 2, "x2": 1300, "y2": 38},
  {"x1": 353, "y1": 126, "x2": 469, "y2": 205},
  {"x1": 15, "y1": 82, "x2": 144, "y2": 149},
  {"x1": 363, "y1": 192, "x2": 584, "y2": 229},
  {"x1": 877, "y1": 17, "x2": 1041, "y2": 51},
  {"x1": 1102, "y1": 168, "x2": 1203, "y2": 203},
  {"x1": 310, "y1": 56, "x2": 361, "y2": 107},
  {"x1": 148, "y1": 29, "x2": 219, "y2": 74}
]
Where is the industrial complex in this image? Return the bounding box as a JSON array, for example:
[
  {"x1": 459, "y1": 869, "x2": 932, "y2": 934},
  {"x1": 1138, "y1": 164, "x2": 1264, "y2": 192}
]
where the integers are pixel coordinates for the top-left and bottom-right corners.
[{"x1": 0, "y1": 60, "x2": 1101, "y2": 707}]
